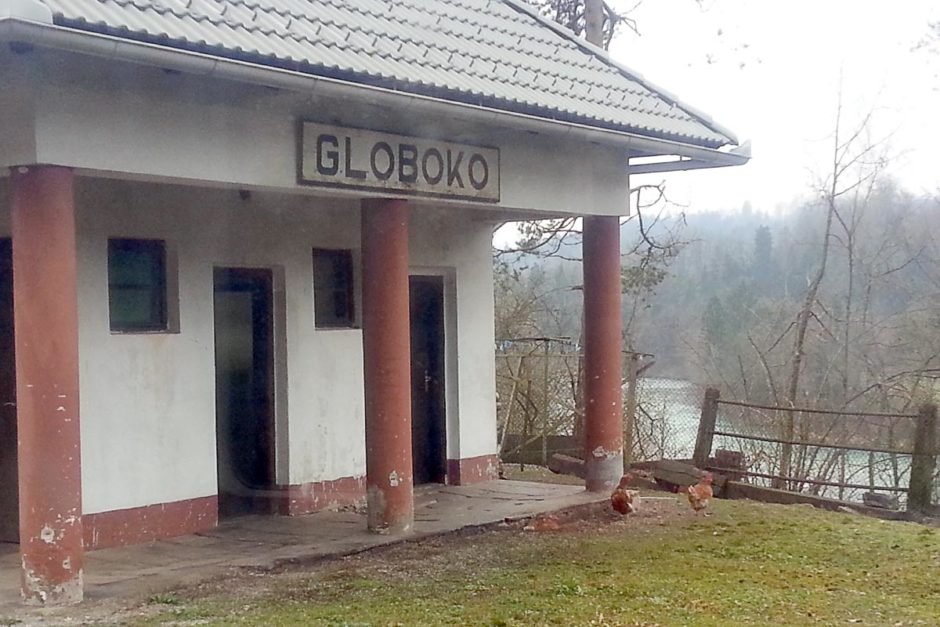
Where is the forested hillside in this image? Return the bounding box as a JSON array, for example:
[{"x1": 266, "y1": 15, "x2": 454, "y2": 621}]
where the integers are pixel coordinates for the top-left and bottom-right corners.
[{"x1": 496, "y1": 179, "x2": 940, "y2": 413}]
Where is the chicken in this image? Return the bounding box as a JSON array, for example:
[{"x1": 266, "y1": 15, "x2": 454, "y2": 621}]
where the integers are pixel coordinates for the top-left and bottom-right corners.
[
  {"x1": 610, "y1": 474, "x2": 640, "y2": 515},
  {"x1": 523, "y1": 514, "x2": 561, "y2": 532},
  {"x1": 686, "y1": 472, "x2": 714, "y2": 515}
]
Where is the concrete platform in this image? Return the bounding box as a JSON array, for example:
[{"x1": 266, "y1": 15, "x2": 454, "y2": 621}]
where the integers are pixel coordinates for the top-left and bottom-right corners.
[{"x1": 0, "y1": 480, "x2": 605, "y2": 612}]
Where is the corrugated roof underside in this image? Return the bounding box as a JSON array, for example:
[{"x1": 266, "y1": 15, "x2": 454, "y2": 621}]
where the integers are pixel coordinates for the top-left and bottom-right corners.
[{"x1": 38, "y1": 0, "x2": 732, "y2": 147}]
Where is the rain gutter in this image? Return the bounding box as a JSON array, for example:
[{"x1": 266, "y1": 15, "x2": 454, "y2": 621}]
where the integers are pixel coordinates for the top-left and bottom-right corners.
[
  {"x1": 0, "y1": 16, "x2": 751, "y2": 173},
  {"x1": 627, "y1": 141, "x2": 752, "y2": 174}
]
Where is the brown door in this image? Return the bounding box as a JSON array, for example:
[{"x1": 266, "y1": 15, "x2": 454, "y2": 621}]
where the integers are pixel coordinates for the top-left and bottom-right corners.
[
  {"x1": 213, "y1": 268, "x2": 275, "y2": 518},
  {"x1": 0, "y1": 239, "x2": 17, "y2": 543},
  {"x1": 409, "y1": 276, "x2": 446, "y2": 485}
]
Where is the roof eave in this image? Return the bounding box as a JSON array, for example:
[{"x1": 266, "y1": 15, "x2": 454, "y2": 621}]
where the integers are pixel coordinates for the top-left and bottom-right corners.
[
  {"x1": 501, "y1": 0, "x2": 741, "y2": 147},
  {"x1": 0, "y1": 18, "x2": 749, "y2": 173},
  {"x1": 628, "y1": 140, "x2": 751, "y2": 174}
]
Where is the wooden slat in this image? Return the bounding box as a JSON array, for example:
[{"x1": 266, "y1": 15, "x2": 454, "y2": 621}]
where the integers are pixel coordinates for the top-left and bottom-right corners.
[{"x1": 705, "y1": 466, "x2": 908, "y2": 492}]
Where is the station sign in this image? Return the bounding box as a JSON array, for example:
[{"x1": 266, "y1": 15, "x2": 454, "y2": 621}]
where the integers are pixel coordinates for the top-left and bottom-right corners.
[{"x1": 299, "y1": 122, "x2": 500, "y2": 202}]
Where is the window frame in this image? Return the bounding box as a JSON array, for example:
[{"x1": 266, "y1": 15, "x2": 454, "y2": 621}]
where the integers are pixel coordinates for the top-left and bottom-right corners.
[
  {"x1": 312, "y1": 248, "x2": 356, "y2": 329},
  {"x1": 108, "y1": 237, "x2": 170, "y2": 333}
]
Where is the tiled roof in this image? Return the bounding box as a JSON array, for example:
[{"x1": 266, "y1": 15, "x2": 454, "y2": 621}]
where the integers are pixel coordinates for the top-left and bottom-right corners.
[{"x1": 35, "y1": 0, "x2": 736, "y2": 148}]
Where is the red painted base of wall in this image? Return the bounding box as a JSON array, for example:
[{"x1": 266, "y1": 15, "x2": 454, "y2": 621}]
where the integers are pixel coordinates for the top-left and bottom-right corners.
[
  {"x1": 280, "y1": 476, "x2": 367, "y2": 516},
  {"x1": 81, "y1": 462, "x2": 499, "y2": 549},
  {"x1": 447, "y1": 454, "x2": 499, "y2": 485},
  {"x1": 83, "y1": 495, "x2": 218, "y2": 551}
]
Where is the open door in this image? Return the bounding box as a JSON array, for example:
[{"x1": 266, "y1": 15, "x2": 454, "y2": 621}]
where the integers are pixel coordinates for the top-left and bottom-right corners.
[
  {"x1": 213, "y1": 268, "x2": 275, "y2": 518},
  {"x1": 0, "y1": 239, "x2": 16, "y2": 543},
  {"x1": 409, "y1": 275, "x2": 446, "y2": 485}
]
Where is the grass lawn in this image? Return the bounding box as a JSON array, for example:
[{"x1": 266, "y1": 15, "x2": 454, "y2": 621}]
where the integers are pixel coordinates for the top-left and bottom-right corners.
[{"x1": 134, "y1": 497, "x2": 940, "y2": 626}]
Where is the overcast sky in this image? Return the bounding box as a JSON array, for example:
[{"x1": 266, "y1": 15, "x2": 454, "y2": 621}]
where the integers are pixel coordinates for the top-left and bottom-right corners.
[{"x1": 614, "y1": 0, "x2": 940, "y2": 215}]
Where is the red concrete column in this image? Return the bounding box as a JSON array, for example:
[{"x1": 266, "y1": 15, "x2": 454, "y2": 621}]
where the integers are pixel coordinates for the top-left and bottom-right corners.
[
  {"x1": 11, "y1": 166, "x2": 83, "y2": 604},
  {"x1": 361, "y1": 198, "x2": 414, "y2": 533},
  {"x1": 582, "y1": 215, "x2": 624, "y2": 492}
]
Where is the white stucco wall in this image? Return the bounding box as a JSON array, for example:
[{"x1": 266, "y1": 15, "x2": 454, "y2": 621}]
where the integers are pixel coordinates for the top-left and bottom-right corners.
[
  {"x1": 410, "y1": 215, "x2": 498, "y2": 461},
  {"x1": 0, "y1": 178, "x2": 498, "y2": 514},
  {"x1": 0, "y1": 46, "x2": 602, "y2": 515},
  {"x1": 0, "y1": 50, "x2": 37, "y2": 168},
  {"x1": 2, "y1": 50, "x2": 630, "y2": 218}
]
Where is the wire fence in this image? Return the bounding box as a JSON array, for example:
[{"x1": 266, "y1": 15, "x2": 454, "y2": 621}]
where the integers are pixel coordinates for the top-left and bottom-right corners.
[
  {"x1": 495, "y1": 338, "x2": 702, "y2": 467},
  {"x1": 632, "y1": 378, "x2": 703, "y2": 462}
]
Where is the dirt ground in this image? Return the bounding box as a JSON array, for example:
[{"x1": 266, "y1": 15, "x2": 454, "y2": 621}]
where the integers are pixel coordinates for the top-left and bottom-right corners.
[
  {"x1": 5, "y1": 478, "x2": 939, "y2": 625},
  {"x1": 2, "y1": 495, "x2": 680, "y2": 626}
]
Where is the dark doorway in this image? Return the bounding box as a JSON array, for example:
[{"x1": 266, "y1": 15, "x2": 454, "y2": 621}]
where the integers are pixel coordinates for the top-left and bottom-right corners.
[
  {"x1": 409, "y1": 276, "x2": 446, "y2": 485},
  {"x1": 213, "y1": 268, "x2": 276, "y2": 518},
  {"x1": 0, "y1": 240, "x2": 16, "y2": 543}
]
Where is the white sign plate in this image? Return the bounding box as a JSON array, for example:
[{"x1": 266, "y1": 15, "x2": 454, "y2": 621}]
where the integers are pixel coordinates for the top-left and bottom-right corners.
[{"x1": 299, "y1": 122, "x2": 500, "y2": 202}]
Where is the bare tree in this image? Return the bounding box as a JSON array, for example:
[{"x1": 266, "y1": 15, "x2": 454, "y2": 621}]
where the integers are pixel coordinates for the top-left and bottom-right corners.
[
  {"x1": 526, "y1": 0, "x2": 638, "y2": 49},
  {"x1": 688, "y1": 89, "x2": 940, "y2": 497}
]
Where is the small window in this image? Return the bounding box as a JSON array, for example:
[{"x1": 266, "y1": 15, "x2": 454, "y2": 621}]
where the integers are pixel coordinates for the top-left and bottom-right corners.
[
  {"x1": 108, "y1": 238, "x2": 167, "y2": 332},
  {"x1": 313, "y1": 248, "x2": 355, "y2": 328}
]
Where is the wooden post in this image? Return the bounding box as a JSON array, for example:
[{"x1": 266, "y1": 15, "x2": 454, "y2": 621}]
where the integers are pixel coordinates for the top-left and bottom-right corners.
[
  {"x1": 777, "y1": 407, "x2": 795, "y2": 490},
  {"x1": 496, "y1": 355, "x2": 523, "y2": 460},
  {"x1": 908, "y1": 404, "x2": 937, "y2": 512},
  {"x1": 520, "y1": 377, "x2": 529, "y2": 472},
  {"x1": 541, "y1": 340, "x2": 549, "y2": 466},
  {"x1": 693, "y1": 387, "x2": 720, "y2": 469},
  {"x1": 573, "y1": 352, "x2": 584, "y2": 442},
  {"x1": 623, "y1": 352, "x2": 638, "y2": 471}
]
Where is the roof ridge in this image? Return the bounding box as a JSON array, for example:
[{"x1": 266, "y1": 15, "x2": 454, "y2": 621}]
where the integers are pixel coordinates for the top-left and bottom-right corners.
[{"x1": 499, "y1": 0, "x2": 738, "y2": 145}]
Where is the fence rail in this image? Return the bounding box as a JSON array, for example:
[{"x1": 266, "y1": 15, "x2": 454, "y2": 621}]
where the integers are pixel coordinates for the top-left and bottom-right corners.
[
  {"x1": 715, "y1": 399, "x2": 919, "y2": 419},
  {"x1": 709, "y1": 429, "x2": 925, "y2": 457},
  {"x1": 705, "y1": 467, "x2": 910, "y2": 493}
]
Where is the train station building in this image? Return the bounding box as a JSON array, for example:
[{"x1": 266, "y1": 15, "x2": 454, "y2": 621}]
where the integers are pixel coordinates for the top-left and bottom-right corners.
[{"x1": 0, "y1": 0, "x2": 747, "y2": 603}]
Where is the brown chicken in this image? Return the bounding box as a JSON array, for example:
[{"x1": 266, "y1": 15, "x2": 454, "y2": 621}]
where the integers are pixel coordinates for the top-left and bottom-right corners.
[
  {"x1": 523, "y1": 514, "x2": 562, "y2": 532},
  {"x1": 610, "y1": 474, "x2": 640, "y2": 515},
  {"x1": 686, "y1": 473, "x2": 714, "y2": 515}
]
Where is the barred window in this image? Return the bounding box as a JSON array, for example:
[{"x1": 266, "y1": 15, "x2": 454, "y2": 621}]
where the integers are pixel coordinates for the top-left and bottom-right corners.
[
  {"x1": 108, "y1": 238, "x2": 167, "y2": 332},
  {"x1": 313, "y1": 248, "x2": 355, "y2": 328}
]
